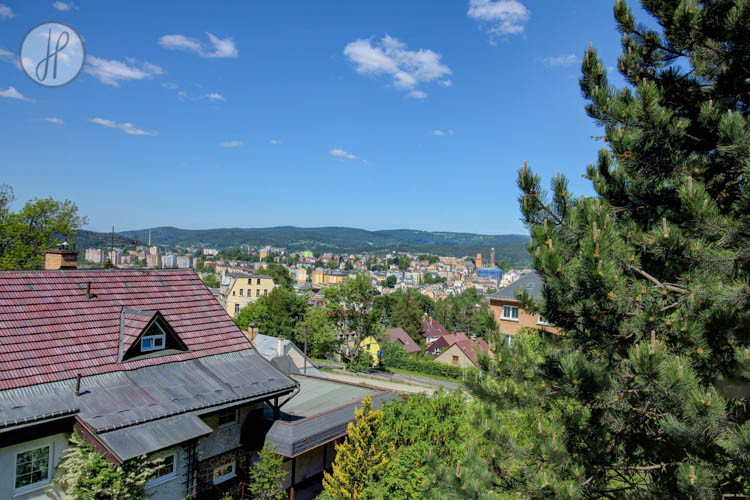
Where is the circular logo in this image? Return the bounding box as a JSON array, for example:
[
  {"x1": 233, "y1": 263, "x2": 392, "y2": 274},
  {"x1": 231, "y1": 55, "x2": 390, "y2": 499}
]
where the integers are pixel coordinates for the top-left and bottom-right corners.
[{"x1": 20, "y1": 22, "x2": 85, "y2": 87}]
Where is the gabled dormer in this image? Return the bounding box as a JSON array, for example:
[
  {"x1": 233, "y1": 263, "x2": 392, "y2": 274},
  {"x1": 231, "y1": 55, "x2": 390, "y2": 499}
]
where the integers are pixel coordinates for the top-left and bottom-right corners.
[{"x1": 118, "y1": 307, "x2": 188, "y2": 362}]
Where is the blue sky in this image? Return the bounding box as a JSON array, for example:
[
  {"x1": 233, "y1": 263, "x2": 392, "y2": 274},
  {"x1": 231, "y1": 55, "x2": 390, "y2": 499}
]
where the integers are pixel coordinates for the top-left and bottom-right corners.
[{"x1": 0, "y1": 0, "x2": 646, "y2": 235}]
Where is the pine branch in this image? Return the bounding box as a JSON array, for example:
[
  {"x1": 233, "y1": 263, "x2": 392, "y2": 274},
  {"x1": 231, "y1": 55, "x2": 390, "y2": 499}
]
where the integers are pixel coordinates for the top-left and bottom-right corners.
[{"x1": 625, "y1": 264, "x2": 689, "y2": 294}]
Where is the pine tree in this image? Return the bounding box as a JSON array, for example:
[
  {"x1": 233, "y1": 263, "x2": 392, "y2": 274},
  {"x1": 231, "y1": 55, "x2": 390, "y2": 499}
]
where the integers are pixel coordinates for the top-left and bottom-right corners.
[
  {"x1": 322, "y1": 396, "x2": 389, "y2": 500},
  {"x1": 449, "y1": 1, "x2": 750, "y2": 497},
  {"x1": 248, "y1": 442, "x2": 286, "y2": 500}
]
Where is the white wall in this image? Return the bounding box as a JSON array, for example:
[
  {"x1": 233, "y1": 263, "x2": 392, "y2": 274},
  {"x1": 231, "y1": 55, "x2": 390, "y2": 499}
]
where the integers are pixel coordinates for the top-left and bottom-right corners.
[{"x1": 0, "y1": 432, "x2": 68, "y2": 500}]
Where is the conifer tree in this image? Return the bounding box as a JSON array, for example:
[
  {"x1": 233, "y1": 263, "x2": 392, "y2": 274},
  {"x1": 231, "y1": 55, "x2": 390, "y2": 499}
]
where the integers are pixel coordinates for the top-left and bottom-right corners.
[
  {"x1": 248, "y1": 442, "x2": 286, "y2": 500},
  {"x1": 449, "y1": 1, "x2": 750, "y2": 497},
  {"x1": 322, "y1": 396, "x2": 389, "y2": 500}
]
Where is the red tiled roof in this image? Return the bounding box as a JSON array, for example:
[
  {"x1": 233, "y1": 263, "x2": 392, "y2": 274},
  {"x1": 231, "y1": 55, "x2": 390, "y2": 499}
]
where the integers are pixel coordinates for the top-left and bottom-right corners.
[
  {"x1": 453, "y1": 338, "x2": 490, "y2": 367},
  {"x1": 421, "y1": 316, "x2": 449, "y2": 339},
  {"x1": 385, "y1": 327, "x2": 420, "y2": 354},
  {"x1": 0, "y1": 269, "x2": 250, "y2": 390}
]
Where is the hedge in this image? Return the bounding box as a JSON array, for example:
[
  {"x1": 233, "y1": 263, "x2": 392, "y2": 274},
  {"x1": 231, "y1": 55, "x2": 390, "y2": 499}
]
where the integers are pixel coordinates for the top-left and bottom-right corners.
[{"x1": 383, "y1": 356, "x2": 466, "y2": 380}]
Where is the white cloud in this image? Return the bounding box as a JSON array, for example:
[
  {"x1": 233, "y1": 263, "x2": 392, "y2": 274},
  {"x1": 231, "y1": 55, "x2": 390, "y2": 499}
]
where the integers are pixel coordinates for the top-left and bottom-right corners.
[
  {"x1": 44, "y1": 117, "x2": 64, "y2": 125},
  {"x1": 90, "y1": 117, "x2": 156, "y2": 136},
  {"x1": 119, "y1": 122, "x2": 156, "y2": 136},
  {"x1": 158, "y1": 33, "x2": 238, "y2": 58},
  {"x1": 439, "y1": 79, "x2": 453, "y2": 87},
  {"x1": 162, "y1": 82, "x2": 179, "y2": 90},
  {"x1": 177, "y1": 90, "x2": 188, "y2": 99},
  {"x1": 329, "y1": 148, "x2": 358, "y2": 160},
  {"x1": 270, "y1": 139, "x2": 281, "y2": 145},
  {"x1": 0, "y1": 87, "x2": 32, "y2": 102},
  {"x1": 467, "y1": 0, "x2": 530, "y2": 41},
  {"x1": 0, "y1": 48, "x2": 13, "y2": 63},
  {"x1": 85, "y1": 56, "x2": 163, "y2": 86},
  {"x1": 52, "y1": 1, "x2": 75, "y2": 11},
  {"x1": 0, "y1": 4, "x2": 14, "y2": 19},
  {"x1": 344, "y1": 35, "x2": 451, "y2": 98},
  {"x1": 543, "y1": 53, "x2": 580, "y2": 67},
  {"x1": 220, "y1": 140, "x2": 242, "y2": 148},
  {"x1": 431, "y1": 129, "x2": 454, "y2": 136},
  {"x1": 204, "y1": 92, "x2": 225, "y2": 101}
]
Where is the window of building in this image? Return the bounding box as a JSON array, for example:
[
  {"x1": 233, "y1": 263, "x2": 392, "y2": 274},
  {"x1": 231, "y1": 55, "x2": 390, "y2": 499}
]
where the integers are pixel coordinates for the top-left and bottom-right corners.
[
  {"x1": 239, "y1": 289, "x2": 243, "y2": 296},
  {"x1": 264, "y1": 289, "x2": 268, "y2": 296},
  {"x1": 451, "y1": 355, "x2": 459, "y2": 366},
  {"x1": 257, "y1": 278, "x2": 261, "y2": 285},
  {"x1": 213, "y1": 461, "x2": 236, "y2": 485},
  {"x1": 141, "y1": 323, "x2": 166, "y2": 352},
  {"x1": 14, "y1": 444, "x2": 52, "y2": 493},
  {"x1": 502, "y1": 305, "x2": 519, "y2": 321},
  {"x1": 234, "y1": 304, "x2": 240, "y2": 314},
  {"x1": 248, "y1": 278, "x2": 252, "y2": 285},
  {"x1": 256, "y1": 289, "x2": 260, "y2": 297},
  {"x1": 217, "y1": 408, "x2": 238, "y2": 427},
  {"x1": 232, "y1": 290, "x2": 236, "y2": 296},
  {"x1": 537, "y1": 316, "x2": 551, "y2": 326},
  {"x1": 146, "y1": 453, "x2": 176, "y2": 488}
]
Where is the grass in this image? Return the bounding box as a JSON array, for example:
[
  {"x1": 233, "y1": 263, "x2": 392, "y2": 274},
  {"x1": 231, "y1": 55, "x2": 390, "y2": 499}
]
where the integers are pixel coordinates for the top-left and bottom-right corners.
[{"x1": 382, "y1": 366, "x2": 463, "y2": 383}]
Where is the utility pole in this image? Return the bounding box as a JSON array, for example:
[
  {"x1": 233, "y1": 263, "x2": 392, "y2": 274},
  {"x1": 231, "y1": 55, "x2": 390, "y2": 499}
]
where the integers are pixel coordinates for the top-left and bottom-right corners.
[{"x1": 303, "y1": 323, "x2": 308, "y2": 375}]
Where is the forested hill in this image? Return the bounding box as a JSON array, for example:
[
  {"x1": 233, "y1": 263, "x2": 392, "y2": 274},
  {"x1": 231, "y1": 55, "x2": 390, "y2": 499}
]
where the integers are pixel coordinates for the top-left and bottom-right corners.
[{"x1": 79, "y1": 226, "x2": 531, "y2": 265}]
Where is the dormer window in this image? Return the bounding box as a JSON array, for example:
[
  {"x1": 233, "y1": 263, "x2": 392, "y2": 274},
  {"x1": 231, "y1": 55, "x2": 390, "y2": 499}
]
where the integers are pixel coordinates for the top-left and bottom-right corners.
[{"x1": 141, "y1": 323, "x2": 167, "y2": 352}]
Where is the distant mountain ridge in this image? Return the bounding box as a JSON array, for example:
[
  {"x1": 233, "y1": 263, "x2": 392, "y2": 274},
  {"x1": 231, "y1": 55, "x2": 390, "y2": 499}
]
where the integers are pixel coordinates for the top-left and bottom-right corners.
[{"x1": 79, "y1": 226, "x2": 531, "y2": 265}]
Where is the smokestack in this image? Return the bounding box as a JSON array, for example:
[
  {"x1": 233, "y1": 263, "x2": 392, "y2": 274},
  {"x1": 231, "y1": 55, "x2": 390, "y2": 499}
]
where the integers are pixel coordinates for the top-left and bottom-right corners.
[
  {"x1": 74, "y1": 373, "x2": 81, "y2": 396},
  {"x1": 86, "y1": 282, "x2": 91, "y2": 299}
]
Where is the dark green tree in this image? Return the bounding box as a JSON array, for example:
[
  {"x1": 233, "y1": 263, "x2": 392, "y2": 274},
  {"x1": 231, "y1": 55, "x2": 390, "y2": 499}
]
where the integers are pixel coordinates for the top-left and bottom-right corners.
[
  {"x1": 261, "y1": 263, "x2": 294, "y2": 290},
  {"x1": 325, "y1": 273, "x2": 381, "y2": 360},
  {"x1": 236, "y1": 287, "x2": 308, "y2": 339},
  {"x1": 453, "y1": 1, "x2": 750, "y2": 497},
  {"x1": 0, "y1": 185, "x2": 87, "y2": 270},
  {"x1": 248, "y1": 442, "x2": 286, "y2": 500},
  {"x1": 383, "y1": 275, "x2": 397, "y2": 288},
  {"x1": 201, "y1": 273, "x2": 220, "y2": 288}
]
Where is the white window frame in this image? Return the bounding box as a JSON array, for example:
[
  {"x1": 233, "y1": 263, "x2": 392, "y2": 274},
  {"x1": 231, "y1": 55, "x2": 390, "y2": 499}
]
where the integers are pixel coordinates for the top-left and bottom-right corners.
[
  {"x1": 501, "y1": 305, "x2": 519, "y2": 321},
  {"x1": 217, "y1": 408, "x2": 239, "y2": 428},
  {"x1": 213, "y1": 460, "x2": 236, "y2": 485},
  {"x1": 537, "y1": 315, "x2": 551, "y2": 326},
  {"x1": 141, "y1": 323, "x2": 167, "y2": 352},
  {"x1": 234, "y1": 304, "x2": 240, "y2": 314},
  {"x1": 145, "y1": 453, "x2": 177, "y2": 489},
  {"x1": 13, "y1": 442, "x2": 54, "y2": 495}
]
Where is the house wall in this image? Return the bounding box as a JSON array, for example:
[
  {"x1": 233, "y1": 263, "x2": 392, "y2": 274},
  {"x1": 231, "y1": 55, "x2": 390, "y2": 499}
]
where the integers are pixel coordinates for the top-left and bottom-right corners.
[
  {"x1": 144, "y1": 445, "x2": 187, "y2": 500},
  {"x1": 197, "y1": 403, "x2": 261, "y2": 460},
  {"x1": 434, "y1": 344, "x2": 475, "y2": 369},
  {"x1": 281, "y1": 440, "x2": 338, "y2": 489},
  {"x1": 359, "y1": 336, "x2": 380, "y2": 365},
  {"x1": 225, "y1": 276, "x2": 275, "y2": 318},
  {"x1": 488, "y1": 298, "x2": 561, "y2": 336},
  {"x1": 0, "y1": 432, "x2": 68, "y2": 500}
]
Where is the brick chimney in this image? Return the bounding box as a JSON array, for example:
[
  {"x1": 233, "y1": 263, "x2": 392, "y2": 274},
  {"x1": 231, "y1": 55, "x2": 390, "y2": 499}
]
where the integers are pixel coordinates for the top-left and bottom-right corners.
[{"x1": 45, "y1": 243, "x2": 78, "y2": 270}]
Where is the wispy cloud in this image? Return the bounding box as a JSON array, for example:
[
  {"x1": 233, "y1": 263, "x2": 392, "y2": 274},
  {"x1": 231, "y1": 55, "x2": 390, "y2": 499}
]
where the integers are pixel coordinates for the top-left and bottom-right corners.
[
  {"x1": 158, "y1": 33, "x2": 238, "y2": 58},
  {"x1": 344, "y1": 34, "x2": 451, "y2": 99},
  {"x1": 439, "y1": 80, "x2": 453, "y2": 87},
  {"x1": 203, "y1": 92, "x2": 225, "y2": 101},
  {"x1": 270, "y1": 139, "x2": 281, "y2": 145},
  {"x1": 162, "y1": 82, "x2": 179, "y2": 90},
  {"x1": 0, "y1": 48, "x2": 13, "y2": 63},
  {"x1": 543, "y1": 53, "x2": 580, "y2": 67},
  {"x1": 329, "y1": 148, "x2": 358, "y2": 160},
  {"x1": 431, "y1": 129, "x2": 454, "y2": 136},
  {"x1": 85, "y1": 56, "x2": 163, "y2": 86},
  {"x1": 52, "y1": 1, "x2": 75, "y2": 11},
  {"x1": 220, "y1": 140, "x2": 242, "y2": 148},
  {"x1": 44, "y1": 117, "x2": 65, "y2": 125},
  {"x1": 90, "y1": 117, "x2": 157, "y2": 136},
  {"x1": 467, "y1": 0, "x2": 530, "y2": 42},
  {"x1": 0, "y1": 87, "x2": 33, "y2": 102},
  {"x1": 0, "y1": 4, "x2": 14, "y2": 19}
]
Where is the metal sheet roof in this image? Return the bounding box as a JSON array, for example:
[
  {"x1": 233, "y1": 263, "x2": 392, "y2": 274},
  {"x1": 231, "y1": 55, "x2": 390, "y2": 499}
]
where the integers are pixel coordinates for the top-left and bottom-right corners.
[
  {"x1": 488, "y1": 271, "x2": 544, "y2": 302},
  {"x1": 0, "y1": 349, "x2": 296, "y2": 432},
  {"x1": 265, "y1": 375, "x2": 398, "y2": 457},
  {"x1": 98, "y1": 413, "x2": 212, "y2": 461}
]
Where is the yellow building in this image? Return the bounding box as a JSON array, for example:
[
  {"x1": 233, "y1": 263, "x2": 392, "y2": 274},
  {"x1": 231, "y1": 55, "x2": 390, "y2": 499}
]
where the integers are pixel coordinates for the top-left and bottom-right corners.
[
  {"x1": 359, "y1": 336, "x2": 381, "y2": 366},
  {"x1": 222, "y1": 272, "x2": 275, "y2": 318},
  {"x1": 312, "y1": 269, "x2": 324, "y2": 285}
]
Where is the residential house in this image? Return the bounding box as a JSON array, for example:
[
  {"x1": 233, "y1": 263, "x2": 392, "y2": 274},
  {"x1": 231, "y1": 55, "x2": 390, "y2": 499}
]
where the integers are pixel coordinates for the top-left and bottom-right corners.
[
  {"x1": 487, "y1": 271, "x2": 560, "y2": 343},
  {"x1": 385, "y1": 327, "x2": 420, "y2": 356},
  {"x1": 220, "y1": 272, "x2": 275, "y2": 318},
  {"x1": 434, "y1": 338, "x2": 490, "y2": 369},
  {"x1": 0, "y1": 264, "x2": 298, "y2": 499},
  {"x1": 421, "y1": 316, "x2": 449, "y2": 345},
  {"x1": 425, "y1": 331, "x2": 469, "y2": 357}
]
